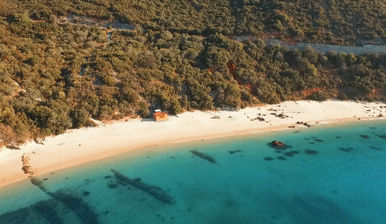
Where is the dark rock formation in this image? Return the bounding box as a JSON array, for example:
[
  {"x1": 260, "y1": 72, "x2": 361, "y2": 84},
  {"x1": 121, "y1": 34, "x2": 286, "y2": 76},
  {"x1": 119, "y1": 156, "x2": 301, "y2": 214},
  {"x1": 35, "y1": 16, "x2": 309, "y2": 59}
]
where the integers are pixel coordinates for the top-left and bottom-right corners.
[
  {"x1": 305, "y1": 150, "x2": 319, "y2": 155},
  {"x1": 111, "y1": 169, "x2": 174, "y2": 204},
  {"x1": 269, "y1": 140, "x2": 290, "y2": 149},
  {"x1": 0, "y1": 199, "x2": 64, "y2": 224},
  {"x1": 339, "y1": 147, "x2": 354, "y2": 152},
  {"x1": 33, "y1": 201, "x2": 64, "y2": 224},
  {"x1": 228, "y1": 150, "x2": 242, "y2": 154},
  {"x1": 250, "y1": 117, "x2": 265, "y2": 121},
  {"x1": 360, "y1": 135, "x2": 370, "y2": 139},
  {"x1": 284, "y1": 151, "x2": 299, "y2": 157},
  {"x1": 21, "y1": 154, "x2": 33, "y2": 175},
  {"x1": 107, "y1": 183, "x2": 118, "y2": 188},
  {"x1": 29, "y1": 177, "x2": 100, "y2": 224},
  {"x1": 190, "y1": 150, "x2": 216, "y2": 164},
  {"x1": 6, "y1": 145, "x2": 20, "y2": 150},
  {"x1": 376, "y1": 135, "x2": 386, "y2": 139},
  {"x1": 22, "y1": 165, "x2": 33, "y2": 175},
  {"x1": 370, "y1": 146, "x2": 382, "y2": 150}
]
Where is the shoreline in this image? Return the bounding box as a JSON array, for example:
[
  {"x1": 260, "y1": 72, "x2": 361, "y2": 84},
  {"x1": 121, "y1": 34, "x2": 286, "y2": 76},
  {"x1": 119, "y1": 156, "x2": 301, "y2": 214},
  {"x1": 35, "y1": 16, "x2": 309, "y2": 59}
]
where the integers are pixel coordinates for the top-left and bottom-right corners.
[{"x1": 0, "y1": 100, "x2": 385, "y2": 190}]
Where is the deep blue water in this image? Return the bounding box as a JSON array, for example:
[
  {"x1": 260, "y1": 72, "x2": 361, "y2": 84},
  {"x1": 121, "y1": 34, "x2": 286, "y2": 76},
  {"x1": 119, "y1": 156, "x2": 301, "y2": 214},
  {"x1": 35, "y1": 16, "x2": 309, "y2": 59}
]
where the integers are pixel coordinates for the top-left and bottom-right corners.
[{"x1": 0, "y1": 121, "x2": 385, "y2": 224}]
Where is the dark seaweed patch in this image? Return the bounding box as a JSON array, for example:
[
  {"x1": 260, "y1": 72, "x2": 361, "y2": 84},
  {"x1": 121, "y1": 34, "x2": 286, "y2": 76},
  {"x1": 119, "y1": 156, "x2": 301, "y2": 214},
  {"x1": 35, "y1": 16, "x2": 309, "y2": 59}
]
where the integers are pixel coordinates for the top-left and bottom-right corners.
[
  {"x1": 190, "y1": 150, "x2": 216, "y2": 164},
  {"x1": 53, "y1": 191, "x2": 100, "y2": 224},
  {"x1": 284, "y1": 151, "x2": 299, "y2": 157},
  {"x1": 104, "y1": 175, "x2": 112, "y2": 179},
  {"x1": 310, "y1": 137, "x2": 323, "y2": 142},
  {"x1": 82, "y1": 191, "x2": 90, "y2": 196},
  {"x1": 264, "y1": 157, "x2": 274, "y2": 161},
  {"x1": 107, "y1": 183, "x2": 118, "y2": 189},
  {"x1": 336, "y1": 136, "x2": 341, "y2": 139},
  {"x1": 288, "y1": 194, "x2": 360, "y2": 224},
  {"x1": 339, "y1": 147, "x2": 354, "y2": 152},
  {"x1": 360, "y1": 135, "x2": 370, "y2": 139},
  {"x1": 277, "y1": 156, "x2": 287, "y2": 160},
  {"x1": 111, "y1": 169, "x2": 174, "y2": 204},
  {"x1": 29, "y1": 177, "x2": 101, "y2": 224},
  {"x1": 305, "y1": 150, "x2": 318, "y2": 155},
  {"x1": 228, "y1": 150, "x2": 242, "y2": 154},
  {"x1": 309, "y1": 142, "x2": 315, "y2": 145},
  {"x1": 0, "y1": 200, "x2": 60, "y2": 224},
  {"x1": 376, "y1": 135, "x2": 386, "y2": 139},
  {"x1": 34, "y1": 201, "x2": 63, "y2": 224},
  {"x1": 370, "y1": 146, "x2": 382, "y2": 151}
]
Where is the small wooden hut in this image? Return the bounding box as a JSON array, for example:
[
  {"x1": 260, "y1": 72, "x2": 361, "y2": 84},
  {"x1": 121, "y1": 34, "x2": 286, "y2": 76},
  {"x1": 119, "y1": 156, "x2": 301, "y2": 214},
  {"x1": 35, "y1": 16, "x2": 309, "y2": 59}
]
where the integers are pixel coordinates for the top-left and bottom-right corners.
[{"x1": 153, "y1": 110, "x2": 168, "y2": 122}]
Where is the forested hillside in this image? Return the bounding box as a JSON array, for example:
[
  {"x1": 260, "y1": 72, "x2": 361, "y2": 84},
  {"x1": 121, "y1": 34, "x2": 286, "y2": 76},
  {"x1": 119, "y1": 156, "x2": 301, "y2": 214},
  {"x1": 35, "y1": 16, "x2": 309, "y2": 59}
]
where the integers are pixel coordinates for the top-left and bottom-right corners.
[
  {"x1": 0, "y1": 0, "x2": 385, "y2": 146},
  {"x1": 1, "y1": 0, "x2": 385, "y2": 45}
]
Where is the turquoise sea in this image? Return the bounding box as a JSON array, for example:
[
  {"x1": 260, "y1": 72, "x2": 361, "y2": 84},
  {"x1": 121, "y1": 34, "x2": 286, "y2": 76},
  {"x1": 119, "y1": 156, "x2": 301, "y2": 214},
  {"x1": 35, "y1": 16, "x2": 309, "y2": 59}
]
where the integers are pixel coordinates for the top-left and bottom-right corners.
[{"x1": 0, "y1": 120, "x2": 385, "y2": 224}]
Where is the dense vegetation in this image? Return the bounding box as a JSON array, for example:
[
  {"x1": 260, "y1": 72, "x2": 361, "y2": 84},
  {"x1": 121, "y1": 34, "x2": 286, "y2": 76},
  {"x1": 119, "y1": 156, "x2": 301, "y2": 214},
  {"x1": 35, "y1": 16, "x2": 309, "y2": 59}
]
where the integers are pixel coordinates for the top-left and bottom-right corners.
[
  {"x1": 1, "y1": 0, "x2": 385, "y2": 45},
  {"x1": 0, "y1": 1, "x2": 385, "y2": 146}
]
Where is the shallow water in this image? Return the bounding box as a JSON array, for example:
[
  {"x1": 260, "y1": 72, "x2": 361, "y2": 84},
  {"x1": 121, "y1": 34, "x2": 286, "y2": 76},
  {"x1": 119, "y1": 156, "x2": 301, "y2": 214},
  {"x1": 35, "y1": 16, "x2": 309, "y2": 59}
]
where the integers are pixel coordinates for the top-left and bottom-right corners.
[{"x1": 0, "y1": 121, "x2": 385, "y2": 224}]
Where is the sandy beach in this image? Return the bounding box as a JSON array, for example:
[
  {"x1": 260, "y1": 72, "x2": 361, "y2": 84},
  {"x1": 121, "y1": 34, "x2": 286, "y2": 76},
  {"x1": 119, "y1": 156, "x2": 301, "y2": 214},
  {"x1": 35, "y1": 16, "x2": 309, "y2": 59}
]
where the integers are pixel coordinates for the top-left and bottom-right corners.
[{"x1": 0, "y1": 100, "x2": 385, "y2": 189}]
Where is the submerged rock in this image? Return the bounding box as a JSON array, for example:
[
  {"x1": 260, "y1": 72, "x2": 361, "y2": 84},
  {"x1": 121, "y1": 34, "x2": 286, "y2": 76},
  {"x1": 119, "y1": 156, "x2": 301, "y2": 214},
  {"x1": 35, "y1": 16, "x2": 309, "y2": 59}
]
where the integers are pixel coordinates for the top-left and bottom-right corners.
[
  {"x1": 34, "y1": 200, "x2": 64, "y2": 224},
  {"x1": 107, "y1": 183, "x2": 118, "y2": 189},
  {"x1": 272, "y1": 140, "x2": 284, "y2": 147},
  {"x1": 376, "y1": 135, "x2": 386, "y2": 139},
  {"x1": 29, "y1": 177, "x2": 101, "y2": 224},
  {"x1": 305, "y1": 150, "x2": 319, "y2": 155},
  {"x1": 0, "y1": 199, "x2": 64, "y2": 224},
  {"x1": 284, "y1": 151, "x2": 299, "y2": 157},
  {"x1": 370, "y1": 146, "x2": 382, "y2": 151},
  {"x1": 264, "y1": 157, "x2": 274, "y2": 161},
  {"x1": 111, "y1": 169, "x2": 174, "y2": 204},
  {"x1": 339, "y1": 147, "x2": 354, "y2": 152},
  {"x1": 190, "y1": 150, "x2": 216, "y2": 164},
  {"x1": 360, "y1": 135, "x2": 370, "y2": 139},
  {"x1": 269, "y1": 140, "x2": 290, "y2": 150},
  {"x1": 229, "y1": 150, "x2": 242, "y2": 154}
]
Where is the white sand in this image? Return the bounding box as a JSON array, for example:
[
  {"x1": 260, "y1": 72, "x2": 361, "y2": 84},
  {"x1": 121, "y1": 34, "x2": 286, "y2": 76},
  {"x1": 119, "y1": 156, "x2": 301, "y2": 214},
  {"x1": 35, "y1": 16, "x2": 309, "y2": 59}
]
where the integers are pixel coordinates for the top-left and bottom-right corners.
[{"x1": 0, "y1": 100, "x2": 385, "y2": 188}]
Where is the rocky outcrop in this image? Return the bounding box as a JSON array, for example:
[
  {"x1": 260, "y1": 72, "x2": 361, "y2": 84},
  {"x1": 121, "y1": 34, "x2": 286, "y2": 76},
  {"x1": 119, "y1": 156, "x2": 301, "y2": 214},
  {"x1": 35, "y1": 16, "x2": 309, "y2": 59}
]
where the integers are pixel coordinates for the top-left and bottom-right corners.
[
  {"x1": 6, "y1": 145, "x2": 20, "y2": 150},
  {"x1": 271, "y1": 140, "x2": 284, "y2": 147},
  {"x1": 22, "y1": 154, "x2": 34, "y2": 175},
  {"x1": 269, "y1": 140, "x2": 291, "y2": 150}
]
